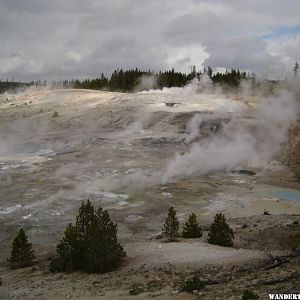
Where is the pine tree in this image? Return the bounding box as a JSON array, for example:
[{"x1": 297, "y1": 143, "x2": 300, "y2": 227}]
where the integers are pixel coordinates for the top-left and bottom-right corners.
[
  {"x1": 50, "y1": 200, "x2": 126, "y2": 273},
  {"x1": 49, "y1": 224, "x2": 83, "y2": 272},
  {"x1": 207, "y1": 213, "x2": 234, "y2": 247},
  {"x1": 79, "y1": 205, "x2": 126, "y2": 273},
  {"x1": 242, "y1": 289, "x2": 259, "y2": 300},
  {"x1": 182, "y1": 212, "x2": 202, "y2": 238},
  {"x1": 7, "y1": 228, "x2": 35, "y2": 268},
  {"x1": 162, "y1": 206, "x2": 179, "y2": 241},
  {"x1": 294, "y1": 62, "x2": 299, "y2": 77}
]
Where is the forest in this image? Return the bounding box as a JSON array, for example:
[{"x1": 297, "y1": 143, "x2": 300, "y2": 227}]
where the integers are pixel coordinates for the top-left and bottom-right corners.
[{"x1": 0, "y1": 66, "x2": 258, "y2": 93}]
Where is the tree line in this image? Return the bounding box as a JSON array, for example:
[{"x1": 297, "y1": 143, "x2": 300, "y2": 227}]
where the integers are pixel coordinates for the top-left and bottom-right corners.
[
  {"x1": 0, "y1": 66, "x2": 257, "y2": 94},
  {"x1": 61, "y1": 66, "x2": 255, "y2": 92},
  {"x1": 0, "y1": 81, "x2": 32, "y2": 94},
  {"x1": 1, "y1": 62, "x2": 298, "y2": 94}
]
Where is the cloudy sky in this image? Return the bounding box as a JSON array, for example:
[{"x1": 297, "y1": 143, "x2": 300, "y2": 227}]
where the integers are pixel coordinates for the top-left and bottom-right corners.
[{"x1": 0, "y1": 0, "x2": 299, "y2": 81}]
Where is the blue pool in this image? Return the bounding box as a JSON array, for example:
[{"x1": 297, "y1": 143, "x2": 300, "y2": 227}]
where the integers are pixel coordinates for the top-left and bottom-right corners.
[{"x1": 264, "y1": 186, "x2": 300, "y2": 202}]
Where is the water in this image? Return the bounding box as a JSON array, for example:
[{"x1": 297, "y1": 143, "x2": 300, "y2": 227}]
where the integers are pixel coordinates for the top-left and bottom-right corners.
[{"x1": 262, "y1": 186, "x2": 300, "y2": 202}]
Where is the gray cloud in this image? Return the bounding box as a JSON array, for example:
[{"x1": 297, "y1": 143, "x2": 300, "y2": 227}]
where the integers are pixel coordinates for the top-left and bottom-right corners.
[{"x1": 0, "y1": 0, "x2": 299, "y2": 80}]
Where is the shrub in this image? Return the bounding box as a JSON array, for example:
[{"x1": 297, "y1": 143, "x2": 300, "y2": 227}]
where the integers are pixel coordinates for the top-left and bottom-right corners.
[
  {"x1": 52, "y1": 111, "x2": 58, "y2": 117},
  {"x1": 162, "y1": 206, "x2": 179, "y2": 241},
  {"x1": 207, "y1": 213, "x2": 234, "y2": 247},
  {"x1": 182, "y1": 212, "x2": 202, "y2": 238},
  {"x1": 242, "y1": 289, "x2": 259, "y2": 299},
  {"x1": 182, "y1": 275, "x2": 205, "y2": 293},
  {"x1": 285, "y1": 233, "x2": 300, "y2": 251},
  {"x1": 7, "y1": 228, "x2": 35, "y2": 268},
  {"x1": 50, "y1": 200, "x2": 126, "y2": 273},
  {"x1": 129, "y1": 284, "x2": 143, "y2": 295}
]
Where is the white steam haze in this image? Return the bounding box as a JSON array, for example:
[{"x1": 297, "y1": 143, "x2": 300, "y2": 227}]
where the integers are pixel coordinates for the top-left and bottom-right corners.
[
  {"x1": 115, "y1": 84, "x2": 299, "y2": 189},
  {"x1": 184, "y1": 114, "x2": 207, "y2": 144},
  {"x1": 0, "y1": 81, "x2": 298, "y2": 221},
  {"x1": 140, "y1": 76, "x2": 214, "y2": 95},
  {"x1": 0, "y1": 77, "x2": 299, "y2": 201},
  {"x1": 163, "y1": 91, "x2": 298, "y2": 183}
]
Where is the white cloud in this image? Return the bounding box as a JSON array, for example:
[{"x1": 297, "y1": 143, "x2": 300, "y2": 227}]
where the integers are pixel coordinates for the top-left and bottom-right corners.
[
  {"x1": 0, "y1": 0, "x2": 299, "y2": 80},
  {"x1": 0, "y1": 53, "x2": 26, "y2": 73}
]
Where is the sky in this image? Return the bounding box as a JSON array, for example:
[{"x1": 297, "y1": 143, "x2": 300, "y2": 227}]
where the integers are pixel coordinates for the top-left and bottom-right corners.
[{"x1": 0, "y1": 0, "x2": 299, "y2": 81}]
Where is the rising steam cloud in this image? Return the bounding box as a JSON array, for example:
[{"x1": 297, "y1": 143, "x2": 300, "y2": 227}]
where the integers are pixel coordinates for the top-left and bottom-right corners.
[
  {"x1": 162, "y1": 90, "x2": 298, "y2": 183},
  {"x1": 114, "y1": 85, "x2": 299, "y2": 190}
]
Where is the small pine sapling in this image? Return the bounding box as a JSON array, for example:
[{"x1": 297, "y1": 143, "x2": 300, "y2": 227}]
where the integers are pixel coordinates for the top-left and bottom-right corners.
[
  {"x1": 162, "y1": 206, "x2": 179, "y2": 241},
  {"x1": 207, "y1": 213, "x2": 234, "y2": 247},
  {"x1": 182, "y1": 212, "x2": 202, "y2": 238},
  {"x1": 7, "y1": 228, "x2": 35, "y2": 268}
]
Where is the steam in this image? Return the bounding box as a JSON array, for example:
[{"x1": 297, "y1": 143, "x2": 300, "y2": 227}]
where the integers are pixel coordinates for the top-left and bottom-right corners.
[
  {"x1": 184, "y1": 114, "x2": 204, "y2": 144},
  {"x1": 110, "y1": 111, "x2": 154, "y2": 138},
  {"x1": 162, "y1": 90, "x2": 298, "y2": 183},
  {"x1": 112, "y1": 88, "x2": 298, "y2": 190},
  {"x1": 140, "y1": 78, "x2": 201, "y2": 95},
  {"x1": 1, "y1": 79, "x2": 299, "y2": 201},
  {"x1": 134, "y1": 75, "x2": 157, "y2": 92},
  {"x1": 163, "y1": 135, "x2": 252, "y2": 183}
]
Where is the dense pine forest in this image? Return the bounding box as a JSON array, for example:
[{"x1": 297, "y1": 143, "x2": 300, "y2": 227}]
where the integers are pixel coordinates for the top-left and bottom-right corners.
[
  {"x1": 63, "y1": 67, "x2": 255, "y2": 92},
  {"x1": 0, "y1": 81, "x2": 32, "y2": 94},
  {"x1": 0, "y1": 66, "x2": 261, "y2": 93}
]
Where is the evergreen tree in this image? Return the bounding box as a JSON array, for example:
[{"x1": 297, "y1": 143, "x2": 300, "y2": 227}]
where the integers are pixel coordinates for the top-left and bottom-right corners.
[
  {"x1": 51, "y1": 66, "x2": 256, "y2": 93},
  {"x1": 207, "y1": 213, "x2": 234, "y2": 247},
  {"x1": 294, "y1": 62, "x2": 299, "y2": 77},
  {"x1": 242, "y1": 289, "x2": 259, "y2": 300},
  {"x1": 50, "y1": 200, "x2": 126, "y2": 273},
  {"x1": 7, "y1": 228, "x2": 35, "y2": 268},
  {"x1": 182, "y1": 275, "x2": 206, "y2": 293},
  {"x1": 49, "y1": 224, "x2": 83, "y2": 272},
  {"x1": 182, "y1": 212, "x2": 202, "y2": 238},
  {"x1": 162, "y1": 206, "x2": 179, "y2": 241},
  {"x1": 207, "y1": 66, "x2": 213, "y2": 78}
]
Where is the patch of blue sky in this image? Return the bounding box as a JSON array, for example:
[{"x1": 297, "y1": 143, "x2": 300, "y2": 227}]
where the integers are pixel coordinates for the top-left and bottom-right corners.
[{"x1": 261, "y1": 25, "x2": 300, "y2": 39}]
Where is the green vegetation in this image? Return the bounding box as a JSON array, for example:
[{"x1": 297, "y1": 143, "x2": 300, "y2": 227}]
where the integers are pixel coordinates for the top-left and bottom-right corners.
[
  {"x1": 242, "y1": 289, "x2": 259, "y2": 299},
  {"x1": 4, "y1": 62, "x2": 298, "y2": 94},
  {"x1": 0, "y1": 81, "x2": 32, "y2": 93},
  {"x1": 181, "y1": 275, "x2": 206, "y2": 293},
  {"x1": 285, "y1": 233, "x2": 300, "y2": 251},
  {"x1": 126, "y1": 195, "x2": 137, "y2": 204},
  {"x1": 162, "y1": 206, "x2": 179, "y2": 242},
  {"x1": 5, "y1": 63, "x2": 292, "y2": 94},
  {"x1": 129, "y1": 283, "x2": 143, "y2": 295},
  {"x1": 293, "y1": 62, "x2": 299, "y2": 77},
  {"x1": 56, "y1": 66, "x2": 256, "y2": 92},
  {"x1": 207, "y1": 213, "x2": 234, "y2": 247},
  {"x1": 7, "y1": 228, "x2": 35, "y2": 269},
  {"x1": 211, "y1": 68, "x2": 249, "y2": 87},
  {"x1": 182, "y1": 212, "x2": 202, "y2": 238},
  {"x1": 49, "y1": 199, "x2": 126, "y2": 273}
]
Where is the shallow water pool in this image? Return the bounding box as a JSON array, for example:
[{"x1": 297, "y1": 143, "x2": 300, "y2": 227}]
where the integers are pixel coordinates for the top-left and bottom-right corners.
[{"x1": 261, "y1": 185, "x2": 300, "y2": 202}]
